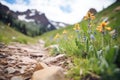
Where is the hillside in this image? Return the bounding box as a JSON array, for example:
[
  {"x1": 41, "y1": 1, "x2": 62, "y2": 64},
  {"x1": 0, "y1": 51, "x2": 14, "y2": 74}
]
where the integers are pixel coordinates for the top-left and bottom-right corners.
[
  {"x1": 40, "y1": 1, "x2": 120, "y2": 44},
  {"x1": 0, "y1": 21, "x2": 36, "y2": 44},
  {"x1": 38, "y1": 1, "x2": 120, "y2": 80}
]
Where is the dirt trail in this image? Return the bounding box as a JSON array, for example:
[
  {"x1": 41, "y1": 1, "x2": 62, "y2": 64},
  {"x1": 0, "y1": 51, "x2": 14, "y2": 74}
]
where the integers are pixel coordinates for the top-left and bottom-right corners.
[{"x1": 0, "y1": 40, "x2": 72, "y2": 80}]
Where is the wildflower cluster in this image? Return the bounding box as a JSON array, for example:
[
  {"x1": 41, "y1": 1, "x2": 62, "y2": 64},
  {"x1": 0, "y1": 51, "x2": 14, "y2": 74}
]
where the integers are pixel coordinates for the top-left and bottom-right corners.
[{"x1": 51, "y1": 9, "x2": 119, "y2": 80}]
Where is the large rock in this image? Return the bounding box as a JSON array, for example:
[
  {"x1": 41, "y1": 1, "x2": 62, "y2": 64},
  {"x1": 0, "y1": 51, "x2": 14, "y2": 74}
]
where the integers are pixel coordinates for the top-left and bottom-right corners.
[
  {"x1": 32, "y1": 66, "x2": 65, "y2": 80},
  {"x1": 114, "y1": 6, "x2": 120, "y2": 11},
  {"x1": 88, "y1": 8, "x2": 97, "y2": 14}
]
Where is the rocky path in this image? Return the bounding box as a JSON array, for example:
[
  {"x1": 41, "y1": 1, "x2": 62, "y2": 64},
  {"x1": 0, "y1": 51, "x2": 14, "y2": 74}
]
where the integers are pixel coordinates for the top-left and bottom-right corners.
[{"x1": 0, "y1": 40, "x2": 72, "y2": 80}]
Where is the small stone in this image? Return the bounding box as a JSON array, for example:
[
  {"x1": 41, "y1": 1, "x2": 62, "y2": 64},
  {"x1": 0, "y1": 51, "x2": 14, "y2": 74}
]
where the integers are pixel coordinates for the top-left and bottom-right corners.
[
  {"x1": 20, "y1": 56, "x2": 36, "y2": 64},
  {"x1": 55, "y1": 54, "x2": 66, "y2": 60},
  {"x1": 0, "y1": 59, "x2": 8, "y2": 65},
  {"x1": 43, "y1": 57, "x2": 55, "y2": 64},
  {"x1": 38, "y1": 40, "x2": 45, "y2": 44},
  {"x1": 6, "y1": 67, "x2": 16, "y2": 74},
  {"x1": 11, "y1": 76, "x2": 24, "y2": 80},
  {"x1": 45, "y1": 44, "x2": 59, "y2": 51},
  {"x1": 19, "y1": 66, "x2": 27, "y2": 74}
]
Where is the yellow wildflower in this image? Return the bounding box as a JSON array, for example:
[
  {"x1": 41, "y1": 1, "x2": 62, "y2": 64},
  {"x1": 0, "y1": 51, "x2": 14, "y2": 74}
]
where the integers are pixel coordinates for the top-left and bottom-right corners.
[
  {"x1": 105, "y1": 27, "x2": 112, "y2": 31},
  {"x1": 84, "y1": 11, "x2": 95, "y2": 20},
  {"x1": 84, "y1": 16, "x2": 88, "y2": 20},
  {"x1": 96, "y1": 26, "x2": 103, "y2": 32},
  {"x1": 100, "y1": 21, "x2": 108, "y2": 27},
  {"x1": 73, "y1": 23, "x2": 80, "y2": 31},
  {"x1": 54, "y1": 33, "x2": 60, "y2": 40},
  {"x1": 96, "y1": 21, "x2": 112, "y2": 33},
  {"x1": 91, "y1": 15, "x2": 95, "y2": 20},
  {"x1": 87, "y1": 12, "x2": 93, "y2": 17},
  {"x1": 63, "y1": 30, "x2": 67, "y2": 34}
]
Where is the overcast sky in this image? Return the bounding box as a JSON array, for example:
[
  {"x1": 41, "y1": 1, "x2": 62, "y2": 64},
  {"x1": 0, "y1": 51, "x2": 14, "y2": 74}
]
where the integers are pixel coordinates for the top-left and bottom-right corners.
[{"x1": 0, "y1": 0, "x2": 116, "y2": 24}]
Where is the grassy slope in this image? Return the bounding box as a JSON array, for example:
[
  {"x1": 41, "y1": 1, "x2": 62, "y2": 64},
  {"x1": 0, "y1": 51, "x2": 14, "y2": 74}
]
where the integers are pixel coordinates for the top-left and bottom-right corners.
[
  {"x1": 0, "y1": 21, "x2": 36, "y2": 44},
  {"x1": 38, "y1": 2, "x2": 120, "y2": 80},
  {"x1": 39, "y1": 1, "x2": 120, "y2": 45}
]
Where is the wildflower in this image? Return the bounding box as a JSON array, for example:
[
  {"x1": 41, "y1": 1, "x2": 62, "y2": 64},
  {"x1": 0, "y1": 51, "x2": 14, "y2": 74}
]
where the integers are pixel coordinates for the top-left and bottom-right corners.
[
  {"x1": 91, "y1": 15, "x2": 95, "y2": 20},
  {"x1": 96, "y1": 26, "x2": 103, "y2": 32},
  {"x1": 105, "y1": 27, "x2": 112, "y2": 31},
  {"x1": 88, "y1": 12, "x2": 92, "y2": 16},
  {"x1": 84, "y1": 16, "x2": 88, "y2": 20},
  {"x1": 96, "y1": 21, "x2": 112, "y2": 33},
  {"x1": 84, "y1": 11, "x2": 95, "y2": 20},
  {"x1": 63, "y1": 30, "x2": 67, "y2": 34},
  {"x1": 100, "y1": 21, "x2": 108, "y2": 28},
  {"x1": 73, "y1": 23, "x2": 80, "y2": 31},
  {"x1": 54, "y1": 33, "x2": 60, "y2": 40},
  {"x1": 90, "y1": 34, "x2": 95, "y2": 40}
]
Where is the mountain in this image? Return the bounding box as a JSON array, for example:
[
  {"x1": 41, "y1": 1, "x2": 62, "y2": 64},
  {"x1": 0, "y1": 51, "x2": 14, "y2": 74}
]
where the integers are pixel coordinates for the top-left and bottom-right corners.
[
  {"x1": 16, "y1": 9, "x2": 56, "y2": 30},
  {"x1": 16, "y1": 9, "x2": 69, "y2": 29},
  {"x1": 0, "y1": 3, "x2": 69, "y2": 37},
  {"x1": 0, "y1": 2, "x2": 55, "y2": 35}
]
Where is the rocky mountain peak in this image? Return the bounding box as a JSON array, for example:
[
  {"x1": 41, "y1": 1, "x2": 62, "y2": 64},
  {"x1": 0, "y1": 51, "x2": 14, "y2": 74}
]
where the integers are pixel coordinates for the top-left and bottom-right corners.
[{"x1": 0, "y1": 2, "x2": 9, "y2": 12}]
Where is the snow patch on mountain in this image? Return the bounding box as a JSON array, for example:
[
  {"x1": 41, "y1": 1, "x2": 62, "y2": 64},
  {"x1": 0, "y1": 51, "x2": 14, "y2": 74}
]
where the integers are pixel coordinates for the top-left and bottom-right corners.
[
  {"x1": 29, "y1": 12, "x2": 35, "y2": 16},
  {"x1": 50, "y1": 21, "x2": 69, "y2": 29},
  {"x1": 18, "y1": 15, "x2": 34, "y2": 22},
  {"x1": 47, "y1": 24, "x2": 51, "y2": 29}
]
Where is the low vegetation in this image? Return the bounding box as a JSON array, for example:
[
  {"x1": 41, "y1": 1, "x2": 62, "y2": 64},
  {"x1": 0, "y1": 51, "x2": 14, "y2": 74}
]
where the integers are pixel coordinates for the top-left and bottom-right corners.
[
  {"x1": 0, "y1": 21, "x2": 37, "y2": 44},
  {"x1": 39, "y1": 2, "x2": 120, "y2": 80}
]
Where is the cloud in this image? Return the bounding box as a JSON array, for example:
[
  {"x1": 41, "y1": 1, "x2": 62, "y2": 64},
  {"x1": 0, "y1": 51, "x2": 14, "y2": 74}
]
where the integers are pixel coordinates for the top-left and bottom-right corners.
[{"x1": 1, "y1": 0, "x2": 116, "y2": 24}]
